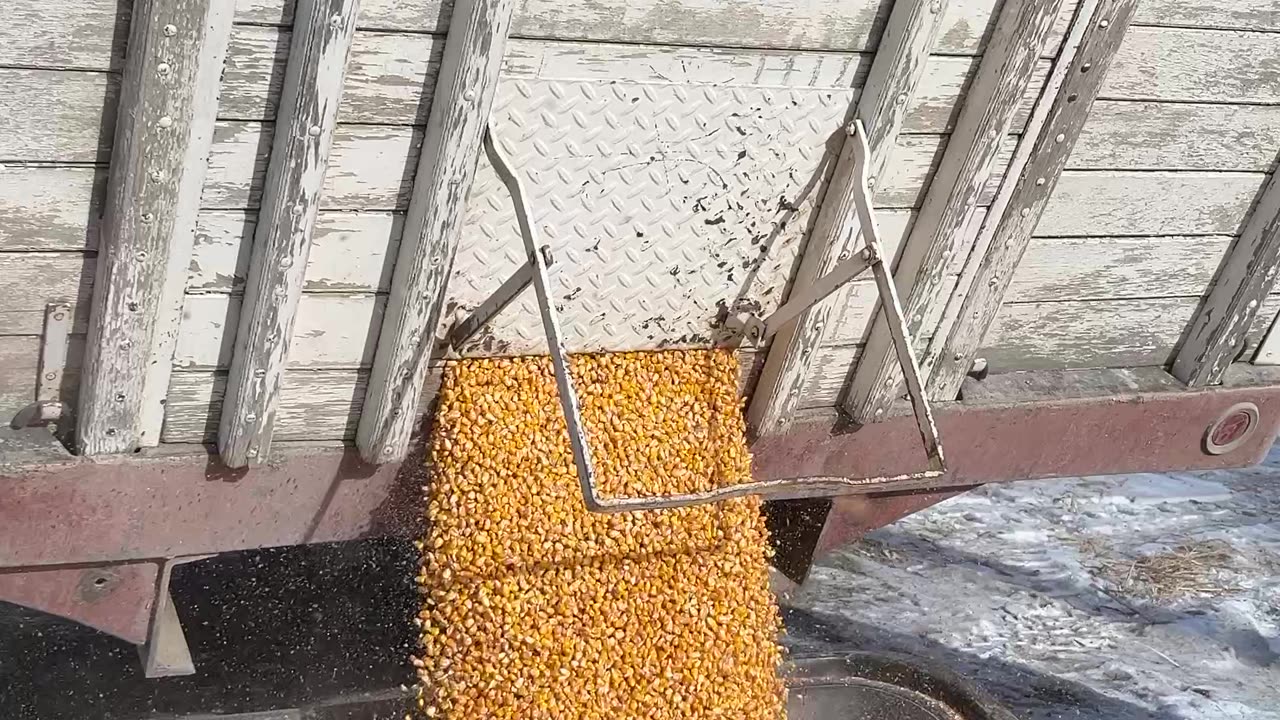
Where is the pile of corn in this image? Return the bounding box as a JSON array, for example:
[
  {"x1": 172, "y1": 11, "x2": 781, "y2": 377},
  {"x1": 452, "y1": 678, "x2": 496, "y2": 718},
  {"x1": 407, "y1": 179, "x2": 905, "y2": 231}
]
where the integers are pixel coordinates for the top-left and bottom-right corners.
[{"x1": 411, "y1": 350, "x2": 785, "y2": 719}]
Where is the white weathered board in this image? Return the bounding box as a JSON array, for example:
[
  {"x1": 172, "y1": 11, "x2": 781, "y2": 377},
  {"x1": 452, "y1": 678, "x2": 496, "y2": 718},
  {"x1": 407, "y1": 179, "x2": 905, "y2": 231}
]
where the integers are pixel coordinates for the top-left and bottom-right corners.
[
  {"x1": 0, "y1": 336, "x2": 85, "y2": 424},
  {"x1": 801, "y1": 295, "x2": 1280, "y2": 408},
  {"x1": 0, "y1": 254, "x2": 95, "y2": 335},
  {"x1": 1069, "y1": 102, "x2": 1280, "y2": 172},
  {"x1": 16, "y1": 0, "x2": 1278, "y2": 76},
  {"x1": 1100, "y1": 27, "x2": 1280, "y2": 105},
  {"x1": 231, "y1": 0, "x2": 1075, "y2": 55}
]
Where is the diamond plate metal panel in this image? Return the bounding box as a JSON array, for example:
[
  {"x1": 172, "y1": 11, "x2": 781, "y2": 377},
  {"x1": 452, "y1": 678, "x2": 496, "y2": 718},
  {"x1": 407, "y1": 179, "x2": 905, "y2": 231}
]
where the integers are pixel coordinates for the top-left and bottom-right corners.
[{"x1": 446, "y1": 78, "x2": 854, "y2": 355}]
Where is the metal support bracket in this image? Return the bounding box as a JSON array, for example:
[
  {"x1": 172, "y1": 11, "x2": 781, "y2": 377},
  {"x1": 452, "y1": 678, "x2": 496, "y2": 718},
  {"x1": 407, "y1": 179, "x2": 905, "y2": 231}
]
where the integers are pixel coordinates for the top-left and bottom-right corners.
[
  {"x1": 10, "y1": 303, "x2": 71, "y2": 429},
  {"x1": 462, "y1": 121, "x2": 945, "y2": 513}
]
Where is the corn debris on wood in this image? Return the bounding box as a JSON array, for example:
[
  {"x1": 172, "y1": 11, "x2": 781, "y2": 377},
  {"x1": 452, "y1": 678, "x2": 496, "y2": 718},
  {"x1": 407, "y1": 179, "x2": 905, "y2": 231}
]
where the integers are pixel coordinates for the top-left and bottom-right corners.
[{"x1": 413, "y1": 349, "x2": 785, "y2": 719}]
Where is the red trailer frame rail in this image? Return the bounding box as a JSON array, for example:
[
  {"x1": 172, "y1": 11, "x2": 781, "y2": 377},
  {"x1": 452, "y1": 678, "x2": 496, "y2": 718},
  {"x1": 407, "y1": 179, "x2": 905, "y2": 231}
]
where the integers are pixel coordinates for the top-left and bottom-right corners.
[{"x1": 3, "y1": 365, "x2": 1279, "y2": 669}]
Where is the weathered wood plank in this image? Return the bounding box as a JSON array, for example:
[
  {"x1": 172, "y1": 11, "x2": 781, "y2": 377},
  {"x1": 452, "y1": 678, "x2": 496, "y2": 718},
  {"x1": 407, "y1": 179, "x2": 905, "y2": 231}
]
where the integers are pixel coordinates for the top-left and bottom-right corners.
[
  {"x1": 5, "y1": 0, "x2": 130, "y2": 70},
  {"x1": 1101, "y1": 26, "x2": 1280, "y2": 105},
  {"x1": 924, "y1": 0, "x2": 1139, "y2": 403},
  {"x1": 802, "y1": 295, "x2": 1280, "y2": 408},
  {"x1": 163, "y1": 349, "x2": 759, "y2": 443},
  {"x1": 1252, "y1": 314, "x2": 1280, "y2": 366},
  {"x1": 1003, "y1": 235, "x2": 1233, "y2": 302},
  {"x1": 846, "y1": 0, "x2": 1065, "y2": 424},
  {"x1": 1037, "y1": 171, "x2": 1268, "y2": 237},
  {"x1": 220, "y1": 0, "x2": 362, "y2": 467},
  {"x1": 204, "y1": 126, "x2": 1002, "y2": 212},
  {"x1": 78, "y1": 1, "x2": 234, "y2": 455},
  {"x1": 749, "y1": 0, "x2": 949, "y2": 436},
  {"x1": 1134, "y1": 0, "x2": 1280, "y2": 33},
  {"x1": 358, "y1": 0, "x2": 519, "y2": 463},
  {"x1": 189, "y1": 211, "x2": 401, "y2": 293},
  {"x1": 1171, "y1": 172, "x2": 1280, "y2": 386},
  {"x1": 0, "y1": 71, "x2": 119, "y2": 163},
  {"x1": 0, "y1": 336, "x2": 85, "y2": 425},
  {"x1": 0, "y1": 166, "x2": 104, "y2": 251},
  {"x1": 233, "y1": 0, "x2": 1070, "y2": 55},
  {"x1": 176, "y1": 294, "x2": 384, "y2": 369},
  {"x1": 1070, "y1": 102, "x2": 1280, "y2": 172},
  {"x1": 0, "y1": 54, "x2": 1049, "y2": 162},
  {"x1": 0, "y1": 254, "x2": 96, "y2": 335}
]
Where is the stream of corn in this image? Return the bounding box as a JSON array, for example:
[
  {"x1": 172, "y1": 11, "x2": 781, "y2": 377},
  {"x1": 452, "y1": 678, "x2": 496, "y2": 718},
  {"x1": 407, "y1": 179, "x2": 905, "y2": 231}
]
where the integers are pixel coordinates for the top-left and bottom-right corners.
[{"x1": 412, "y1": 349, "x2": 785, "y2": 719}]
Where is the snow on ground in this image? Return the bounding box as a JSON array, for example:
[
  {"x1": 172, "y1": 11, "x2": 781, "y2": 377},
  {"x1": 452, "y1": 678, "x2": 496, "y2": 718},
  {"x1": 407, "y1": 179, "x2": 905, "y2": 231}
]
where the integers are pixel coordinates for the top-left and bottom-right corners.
[{"x1": 788, "y1": 445, "x2": 1280, "y2": 720}]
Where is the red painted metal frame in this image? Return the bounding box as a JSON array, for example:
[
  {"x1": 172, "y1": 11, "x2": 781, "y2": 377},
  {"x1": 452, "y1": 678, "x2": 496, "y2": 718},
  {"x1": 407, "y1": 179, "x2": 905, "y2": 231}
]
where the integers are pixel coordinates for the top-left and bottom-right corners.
[
  {"x1": 3, "y1": 384, "x2": 1278, "y2": 569},
  {"x1": 3, "y1": 380, "x2": 1279, "y2": 641}
]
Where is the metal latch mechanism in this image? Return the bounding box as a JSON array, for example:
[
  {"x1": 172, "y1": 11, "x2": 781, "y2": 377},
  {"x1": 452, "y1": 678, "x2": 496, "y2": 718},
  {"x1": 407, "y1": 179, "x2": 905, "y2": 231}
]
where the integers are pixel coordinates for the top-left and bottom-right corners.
[
  {"x1": 451, "y1": 121, "x2": 945, "y2": 513},
  {"x1": 11, "y1": 303, "x2": 72, "y2": 429}
]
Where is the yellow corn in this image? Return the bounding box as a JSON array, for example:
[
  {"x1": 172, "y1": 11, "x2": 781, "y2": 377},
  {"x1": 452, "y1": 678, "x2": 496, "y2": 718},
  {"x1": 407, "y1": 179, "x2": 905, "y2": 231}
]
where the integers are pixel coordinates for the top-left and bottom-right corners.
[{"x1": 413, "y1": 349, "x2": 784, "y2": 719}]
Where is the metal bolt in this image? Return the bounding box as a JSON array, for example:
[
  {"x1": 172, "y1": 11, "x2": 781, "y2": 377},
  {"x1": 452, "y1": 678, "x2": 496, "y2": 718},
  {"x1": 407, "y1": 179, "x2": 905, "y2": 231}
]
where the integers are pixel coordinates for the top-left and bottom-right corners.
[
  {"x1": 1054, "y1": 133, "x2": 1066, "y2": 143},
  {"x1": 1020, "y1": 207, "x2": 1030, "y2": 217},
  {"x1": 867, "y1": 176, "x2": 876, "y2": 188},
  {"x1": 291, "y1": 205, "x2": 304, "y2": 216},
  {"x1": 953, "y1": 352, "x2": 963, "y2": 361},
  {"x1": 245, "y1": 413, "x2": 256, "y2": 422},
  {"x1": 308, "y1": 125, "x2": 321, "y2": 137},
  {"x1": 384, "y1": 445, "x2": 395, "y2": 456},
  {"x1": 115, "y1": 393, "x2": 126, "y2": 402},
  {"x1": 1099, "y1": 19, "x2": 1110, "y2": 28},
  {"x1": 140, "y1": 212, "x2": 155, "y2": 224},
  {"x1": 53, "y1": 313, "x2": 65, "y2": 321},
  {"x1": 874, "y1": 408, "x2": 885, "y2": 417},
  {"x1": 45, "y1": 372, "x2": 57, "y2": 381},
  {"x1": 859, "y1": 247, "x2": 872, "y2": 261},
  {"x1": 463, "y1": 89, "x2": 477, "y2": 101},
  {"x1": 1080, "y1": 63, "x2": 1093, "y2": 74},
  {"x1": 988, "y1": 277, "x2": 999, "y2": 286},
  {"x1": 157, "y1": 116, "x2": 173, "y2": 128},
  {"x1": 149, "y1": 170, "x2": 165, "y2": 183},
  {"x1": 929, "y1": 1, "x2": 942, "y2": 13},
  {"x1": 1035, "y1": 177, "x2": 1046, "y2": 186},
  {"x1": 157, "y1": 62, "x2": 171, "y2": 76},
  {"x1": 136, "y1": 251, "x2": 147, "y2": 261},
  {"x1": 280, "y1": 257, "x2": 293, "y2": 269},
  {"x1": 247, "y1": 449, "x2": 258, "y2": 458},
  {"x1": 105, "y1": 428, "x2": 117, "y2": 436},
  {"x1": 163, "y1": 24, "x2": 177, "y2": 36},
  {"x1": 895, "y1": 92, "x2": 908, "y2": 105},
  {"x1": 254, "y1": 369, "x2": 266, "y2": 378}
]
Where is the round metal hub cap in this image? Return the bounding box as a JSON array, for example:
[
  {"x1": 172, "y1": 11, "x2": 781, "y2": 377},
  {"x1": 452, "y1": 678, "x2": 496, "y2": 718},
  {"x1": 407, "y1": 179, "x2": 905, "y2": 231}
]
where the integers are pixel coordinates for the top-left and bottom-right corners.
[{"x1": 1204, "y1": 402, "x2": 1260, "y2": 455}]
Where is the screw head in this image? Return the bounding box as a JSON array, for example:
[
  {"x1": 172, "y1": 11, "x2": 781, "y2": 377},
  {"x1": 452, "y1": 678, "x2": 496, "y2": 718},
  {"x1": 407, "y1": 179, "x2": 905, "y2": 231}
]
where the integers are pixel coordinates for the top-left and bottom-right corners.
[
  {"x1": 140, "y1": 212, "x2": 155, "y2": 224},
  {"x1": 105, "y1": 428, "x2": 117, "y2": 436},
  {"x1": 115, "y1": 393, "x2": 126, "y2": 402},
  {"x1": 463, "y1": 89, "x2": 477, "y2": 101},
  {"x1": 245, "y1": 413, "x2": 257, "y2": 423},
  {"x1": 53, "y1": 313, "x2": 65, "y2": 321},
  {"x1": 149, "y1": 170, "x2": 165, "y2": 182},
  {"x1": 291, "y1": 205, "x2": 304, "y2": 216},
  {"x1": 156, "y1": 62, "x2": 171, "y2": 76},
  {"x1": 308, "y1": 125, "x2": 322, "y2": 137},
  {"x1": 157, "y1": 115, "x2": 173, "y2": 128},
  {"x1": 45, "y1": 372, "x2": 57, "y2": 381},
  {"x1": 1054, "y1": 133, "x2": 1067, "y2": 143},
  {"x1": 1099, "y1": 19, "x2": 1110, "y2": 28},
  {"x1": 1020, "y1": 207, "x2": 1030, "y2": 217},
  {"x1": 162, "y1": 23, "x2": 177, "y2": 36},
  {"x1": 1035, "y1": 177, "x2": 1046, "y2": 186}
]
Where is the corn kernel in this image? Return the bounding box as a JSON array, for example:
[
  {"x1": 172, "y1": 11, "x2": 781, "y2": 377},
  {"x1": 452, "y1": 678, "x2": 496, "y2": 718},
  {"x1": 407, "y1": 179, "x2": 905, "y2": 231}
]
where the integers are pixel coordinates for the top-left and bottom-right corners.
[{"x1": 414, "y1": 350, "x2": 785, "y2": 719}]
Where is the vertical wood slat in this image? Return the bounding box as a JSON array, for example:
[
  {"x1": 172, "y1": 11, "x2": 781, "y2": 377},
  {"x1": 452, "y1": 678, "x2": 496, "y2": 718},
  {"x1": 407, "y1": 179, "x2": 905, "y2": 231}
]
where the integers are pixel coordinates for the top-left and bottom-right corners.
[
  {"x1": 357, "y1": 0, "x2": 519, "y2": 464},
  {"x1": 1173, "y1": 172, "x2": 1280, "y2": 385},
  {"x1": 924, "y1": 0, "x2": 1140, "y2": 402},
  {"x1": 746, "y1": 0, "x2": 949, "y2": 437},
  {"x1": 1252, "y1": 300, "x2": 1280, "y2": 366},
  {"x1": 218, "y1": 0, "x2": 361, "y2": 467},
  {"x1": 843, "y1": 0, "x2": 1065, "y2": 424},
  {"x1": 78, "y1": 1, "x2": 234, "y2": 455}
]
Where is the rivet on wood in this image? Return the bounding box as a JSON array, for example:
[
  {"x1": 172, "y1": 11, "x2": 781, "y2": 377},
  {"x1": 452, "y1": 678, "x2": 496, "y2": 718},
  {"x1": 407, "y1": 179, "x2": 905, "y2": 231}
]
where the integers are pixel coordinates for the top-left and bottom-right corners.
[
  {"x1": 135, "y1": 251, "x2": 147, "y2": 261},
  {"x1": 115, "y1": 393, "x2": 126, "y2": 402},
  {"x1": 1099, "y1": 19, "x2": 1110, "y2": 28},
  {"x1": 928, "y1": 1, "x2": 942, "y2": 13},
  {"x1": 246, "y1": 413, "x2": 257, "y2": 423},
  {"x1": 45, "y1": 372, "x2": 57, "y2": 381},
  {"x1": 463, "y1": 89, "x2": 477, "y2": 101},
  {"x1": 163, "y1": 23, "x2": 177, "y2": 36},
  {"x1": 1020, "y1": 207, "x2": 1031, "y2": 217},
  {"x1": 895, "y1": 92, "x2": 908, "y2": 105},
  {"x1": 254, "y1": 369, "x2": 266, "y2": 378},
  {"x1": 291, "y1": 205, "x2": 304, "y2": 216},
  {"x1": 1054, "y1": 133, "x2": 1066, "y2": 143},
  {"x1": 53, "y1": 313, "x2": 65, "y2": 321},
  {"x1": 308, "y1": 126, "x2": 322, "y2": 137},
  {"x1": 867, "y1": 176, "x2": 876, "y2": 188},
  {"x1": 1035, "y1": 177, "x2": 1046, "y2": 186},
  {"x1": 141, "y1": 213, "x2": 155, "y2": 223},
  {"x1": 157, "y1": 62, "x2": 171, "y2": 76},
  {"x1": 330, "y1": 13, "x2": 344, "y2": 27},
  {"x1": 105, "y1": 428, "x2": 117, "y2": 436},
  {"x1": 149, "y1": 170, "x2": 165, "y2": 182},
  {"x1": 1080, "y1": 63, "x2": 1092, "y2": 73},
  {"x1": 157, "y1": 116, "x2": 174, "y2": 128}
]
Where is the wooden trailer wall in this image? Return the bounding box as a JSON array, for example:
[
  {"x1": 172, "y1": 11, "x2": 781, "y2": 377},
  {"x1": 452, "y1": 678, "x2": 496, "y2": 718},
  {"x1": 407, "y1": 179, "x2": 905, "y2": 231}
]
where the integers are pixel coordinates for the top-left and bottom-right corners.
[{"x1": 2, "y1": 0, "x2": 1279, "y2": 454}]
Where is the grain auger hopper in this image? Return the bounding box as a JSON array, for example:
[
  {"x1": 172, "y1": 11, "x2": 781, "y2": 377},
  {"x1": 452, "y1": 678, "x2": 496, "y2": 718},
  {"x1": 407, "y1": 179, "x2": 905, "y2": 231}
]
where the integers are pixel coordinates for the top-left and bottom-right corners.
[{"x1": 448, "y1": 119, "x2": 946, "y2": 513}]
